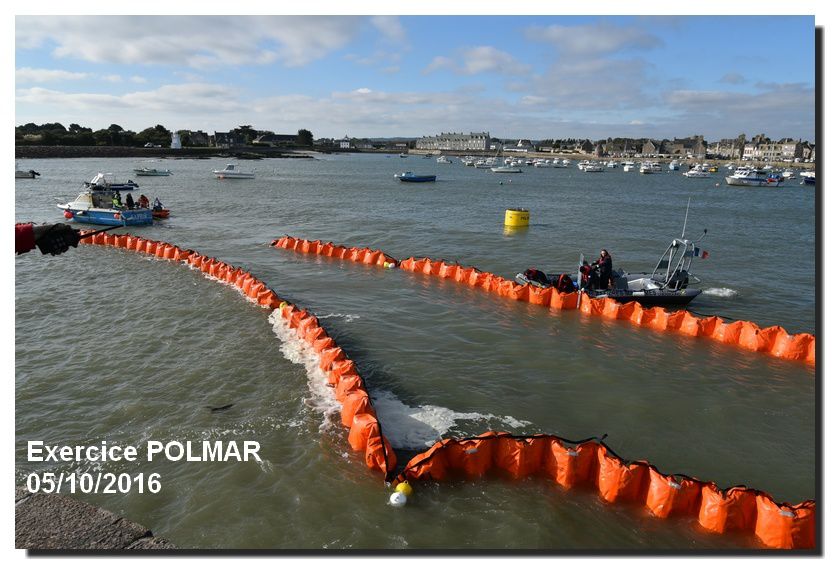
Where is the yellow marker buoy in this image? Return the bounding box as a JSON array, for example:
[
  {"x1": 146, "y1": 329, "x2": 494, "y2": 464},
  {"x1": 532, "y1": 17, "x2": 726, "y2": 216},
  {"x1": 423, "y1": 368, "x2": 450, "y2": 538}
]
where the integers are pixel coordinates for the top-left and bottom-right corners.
[
  {"x1": 389, "y1": 481, "x2": 413, "y2": 507},
  {"x1": 504, "y1": 208, "x2": 530, "y2": 227},
  {"x1": 395, "y1": 482, "x2": 413, "y2": 497}
]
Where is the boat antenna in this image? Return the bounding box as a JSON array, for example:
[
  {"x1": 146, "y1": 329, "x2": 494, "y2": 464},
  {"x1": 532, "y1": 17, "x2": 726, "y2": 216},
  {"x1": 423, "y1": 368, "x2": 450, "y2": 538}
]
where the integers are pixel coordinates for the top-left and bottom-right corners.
[{"x1": 681, "y1": 197, "x2": 691, "y2": 239}]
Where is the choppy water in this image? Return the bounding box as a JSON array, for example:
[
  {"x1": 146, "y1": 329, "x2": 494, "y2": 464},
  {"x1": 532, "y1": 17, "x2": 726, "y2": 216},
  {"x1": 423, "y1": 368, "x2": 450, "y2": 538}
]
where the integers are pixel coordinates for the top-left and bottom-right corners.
[{"x1": 15, "y1": 155, "x2": 816, "y2": 550}]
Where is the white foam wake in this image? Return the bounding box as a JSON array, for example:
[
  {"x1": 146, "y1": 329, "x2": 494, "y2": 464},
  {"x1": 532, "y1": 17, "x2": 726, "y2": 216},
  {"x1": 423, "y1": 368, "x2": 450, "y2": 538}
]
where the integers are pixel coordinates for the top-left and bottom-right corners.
[
  {"x1": 315, "y1": 313, "x2": 361, "y2": 323},
  {"x1": 268, "y1": 309, "x2": 341, "y2": 432},
  {"x1": 370, "y1": 389, "x2": 531, "y2": 450},
  {"x1": 267, "y1": 310, "x2": 532, "y2": 450},
  {"x1": 704, "y1": 287, "x2": 739, "y2": 298}
]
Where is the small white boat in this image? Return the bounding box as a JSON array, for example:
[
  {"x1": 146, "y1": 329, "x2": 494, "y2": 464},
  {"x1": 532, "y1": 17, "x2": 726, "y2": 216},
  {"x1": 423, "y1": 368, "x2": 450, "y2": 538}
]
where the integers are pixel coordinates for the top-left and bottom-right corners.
[
  {"x1": 436, "y1": 156, "x2": 452, "y2": 164},
  {"x1": 668, "y1": 160, "x2": 680, "y2": 171},
  {"x1": 724, "y1": 167, "x2": 780, "y2": 187},
  {"x1": 213, "y1": 164, "x2": 255, "y2": 179},
  {"x1": 582, "y1": 163, "x2": 604, "y2": 172},
  {"x1": 623, "y1": 163, "x2": 635, "y2": 172},
  {"x1": 491, "y1": 166, "x2": 522, "y2": 173},
  {"x1": 683, "y1": 165, "x2": 711, "y2": 178},
  {"x1": 134, "y1": 167, "x2": 172, "y2": 176},
  {"x1": 639, "y1": 161, "x2": 662, "y2": 174},
  {"x1": 782, "y1": 169, "x2": 796, "y2": 179}
]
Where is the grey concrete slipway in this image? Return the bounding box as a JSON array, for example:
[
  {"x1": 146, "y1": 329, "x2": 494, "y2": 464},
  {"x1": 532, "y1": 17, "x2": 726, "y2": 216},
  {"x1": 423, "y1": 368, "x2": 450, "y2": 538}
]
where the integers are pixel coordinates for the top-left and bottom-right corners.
[{"x1": 15, "y1": 487, "x2": 176, "y2": 550}]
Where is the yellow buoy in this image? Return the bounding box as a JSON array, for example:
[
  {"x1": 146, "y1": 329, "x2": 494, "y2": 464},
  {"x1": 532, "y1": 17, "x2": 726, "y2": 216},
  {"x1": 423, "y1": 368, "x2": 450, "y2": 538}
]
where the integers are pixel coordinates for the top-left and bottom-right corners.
[
  {"x1": 504, "y1": 208, "x2": 530, "y2": 227},
  {"x1": 395, "y1": 482, "x2": 413, "y2": 497}
]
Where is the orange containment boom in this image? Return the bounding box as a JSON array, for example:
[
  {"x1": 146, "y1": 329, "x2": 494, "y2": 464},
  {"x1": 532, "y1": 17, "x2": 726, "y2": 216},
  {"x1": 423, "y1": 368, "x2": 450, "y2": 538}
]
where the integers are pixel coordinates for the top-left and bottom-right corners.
[
  {"x1": 270, "y1": 236, "x2": 815, "y2": 365},
  {"x1": 78, "y1": 231, "x2": 396, "y2": 476},
  {"x1": 79, "y1": 232, "x2": 816, "y2": 550},
  {"x1": 393, "y1": 432, "x2": 816, "y2": 550}
]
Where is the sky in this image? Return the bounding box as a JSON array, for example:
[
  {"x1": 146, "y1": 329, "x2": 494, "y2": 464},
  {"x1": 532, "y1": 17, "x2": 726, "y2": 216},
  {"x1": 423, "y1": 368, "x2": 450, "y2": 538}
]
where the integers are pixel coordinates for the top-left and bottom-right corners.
[{"x1": 14, "y1": 13, "x2": 817, "y2": 142}]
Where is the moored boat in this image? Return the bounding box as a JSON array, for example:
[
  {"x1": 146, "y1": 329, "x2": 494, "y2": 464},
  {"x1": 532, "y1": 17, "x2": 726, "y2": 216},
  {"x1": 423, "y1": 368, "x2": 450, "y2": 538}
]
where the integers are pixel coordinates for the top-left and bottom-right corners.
[
  {"x1": 724, "y1": 166, "x2": 781, "y2": 187},
  {"x1": 395, "y1": 171, "x2": 436, "y2": 182},
  {"x1": 491, "y1": 166, "x2": 522, "y2": 173},
  {"x1": 213, "y1": 164, "x2": 255, "y2": 179},
  {"x1": 800, "y1": 171, "x2": 815, "y2": 185},
  {"x1": 133, "y1": 167, "x2": 173, "y2": 176},
  {"x1": 683, "y1": 164, "x2": 711, "y2": 178},
  {"x1": 639, "y1": 161, "x2": 662, "y2": 174},
  {"x1": 84, "y1": 173, "x2": 139, "y2": 191}
]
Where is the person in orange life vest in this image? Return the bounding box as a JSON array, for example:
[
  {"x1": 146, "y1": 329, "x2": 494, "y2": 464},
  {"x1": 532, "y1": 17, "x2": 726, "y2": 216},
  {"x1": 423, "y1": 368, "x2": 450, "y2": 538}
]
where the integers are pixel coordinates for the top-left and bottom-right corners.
[{"x1": 15, "y1": 223, "x2": 80, "y2": 256}]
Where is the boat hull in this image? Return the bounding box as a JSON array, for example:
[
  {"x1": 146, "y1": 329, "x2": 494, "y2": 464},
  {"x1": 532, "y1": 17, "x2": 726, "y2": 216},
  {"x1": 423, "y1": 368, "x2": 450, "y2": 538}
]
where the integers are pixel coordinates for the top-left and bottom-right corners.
[
  {"x1": 724, "y1": 177, "x2": 780, "y2": 187},
  {"x1": 214, "y1": 173, "x2": 255, "y2": 179},
  {"x1": 134, "y1": 170, "x2": 172, "y2": 176},
  {"x1": 61, "y1": 207, "x2": 153, "y2": 226},
  {"x1": 398, "y1": 175, "x2": 436, "y2": 182},
  {"x1": 515, "y1": 273, "x2": 701, "y2": 307}
]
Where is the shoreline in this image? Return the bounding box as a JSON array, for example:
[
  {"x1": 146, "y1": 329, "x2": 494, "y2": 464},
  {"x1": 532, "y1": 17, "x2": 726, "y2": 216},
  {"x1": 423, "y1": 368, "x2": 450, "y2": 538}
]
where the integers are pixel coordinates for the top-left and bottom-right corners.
[{"x1": 15, "y1": 145, "x2": 313, "y2": 160}]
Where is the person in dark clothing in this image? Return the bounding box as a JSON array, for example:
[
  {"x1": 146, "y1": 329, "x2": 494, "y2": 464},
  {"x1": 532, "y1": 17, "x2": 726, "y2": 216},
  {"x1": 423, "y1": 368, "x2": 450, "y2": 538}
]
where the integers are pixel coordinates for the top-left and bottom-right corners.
[
  {"x1": 592, "y1": 249, "x2": 613, "y2": 289},
  {"x1": 137, "y1": 194, "x2": 150, "y2": 209},
  {"x1": 556, "y1": 273, "x2": 575, "y2": 293},
  {"x1": 125, "y1": 192, "x2": 135, "y2": 210},
  {"x1": 579, "y1": 260, "x2": 593, "y2": 289},
  {"x1": 15, "y1": 223, "x2": 80, "y2": 256}
]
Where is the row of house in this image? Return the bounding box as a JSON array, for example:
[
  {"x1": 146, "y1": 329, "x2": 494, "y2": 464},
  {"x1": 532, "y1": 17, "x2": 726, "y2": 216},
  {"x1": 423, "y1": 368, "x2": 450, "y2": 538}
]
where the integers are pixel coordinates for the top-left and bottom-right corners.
[
  {"x1": 415, "y1": 132, "x2": 492, "y2": 151},
  {"x1": 174, "y1": 129, "x2": 299, "y2": 148},
  {"x1": 179, "y1": 128, "x2": 816, "y2": 161}
]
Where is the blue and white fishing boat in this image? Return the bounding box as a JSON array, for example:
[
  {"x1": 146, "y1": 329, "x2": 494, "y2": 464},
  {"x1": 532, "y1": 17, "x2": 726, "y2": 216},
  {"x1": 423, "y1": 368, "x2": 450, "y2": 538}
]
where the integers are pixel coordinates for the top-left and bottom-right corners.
[
  {"x1": 800, "y1": 171, "x2": 815, "y2": 186},
  {"x1": 394, "y1": 171, "x2": 436, "y2": 182},
  {"x1": 724, "y1": 166, "x2": 781, "y2": 187},
  {"x1": 57, "y1": 190, "x2": 153, "y2": 226}
]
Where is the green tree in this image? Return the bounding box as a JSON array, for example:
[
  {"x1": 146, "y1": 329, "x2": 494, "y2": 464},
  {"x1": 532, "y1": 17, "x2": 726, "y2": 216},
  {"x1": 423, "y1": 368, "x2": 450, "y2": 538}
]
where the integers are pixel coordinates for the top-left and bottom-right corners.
[
  {"x1": 297, "y1": 129, "x2": 313, "y2": 147},
  {"x1": 177, "y1": 130, "x2": 192, "y2": 147}
]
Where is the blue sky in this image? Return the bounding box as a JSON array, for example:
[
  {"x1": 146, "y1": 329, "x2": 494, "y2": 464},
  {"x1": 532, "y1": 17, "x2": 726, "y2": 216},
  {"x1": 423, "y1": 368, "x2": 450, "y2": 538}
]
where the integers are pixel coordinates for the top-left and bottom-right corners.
[{"x1": 14, "y1": 15, "x2": 816, "y2": 141}]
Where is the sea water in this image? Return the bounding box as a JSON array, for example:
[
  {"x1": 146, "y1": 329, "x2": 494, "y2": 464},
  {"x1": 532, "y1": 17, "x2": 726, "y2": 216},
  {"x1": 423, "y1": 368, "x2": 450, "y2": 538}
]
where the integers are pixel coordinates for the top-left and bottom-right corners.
[{"x1": 14, "y1": 154, "x2": 816, "y2": 550}]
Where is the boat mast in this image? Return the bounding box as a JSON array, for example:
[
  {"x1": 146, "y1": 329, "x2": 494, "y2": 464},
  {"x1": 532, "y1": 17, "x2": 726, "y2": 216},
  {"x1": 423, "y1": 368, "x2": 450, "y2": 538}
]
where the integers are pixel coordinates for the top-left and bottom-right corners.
[{"x1": 681, "y1": 197, "x2": 691, "y2": 239}]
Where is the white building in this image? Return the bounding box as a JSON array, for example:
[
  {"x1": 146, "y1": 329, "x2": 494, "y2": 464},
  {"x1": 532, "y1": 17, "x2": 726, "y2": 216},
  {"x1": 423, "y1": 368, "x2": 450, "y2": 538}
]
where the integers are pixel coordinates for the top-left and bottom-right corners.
[{"x1": 415, "y1": 132, "x2": 490, "y2": 151}]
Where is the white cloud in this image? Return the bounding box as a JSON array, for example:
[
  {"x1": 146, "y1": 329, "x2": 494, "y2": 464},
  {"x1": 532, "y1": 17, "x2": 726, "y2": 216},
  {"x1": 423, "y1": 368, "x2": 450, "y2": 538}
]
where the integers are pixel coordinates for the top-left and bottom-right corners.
[
  {"x1": 15, "y1": 67, "x2": 89, "y2": 83},
  {"x1": 370, "y1": 16, "x2": 407, "y2": 44},
  {"x1": 103, "y1": 75, "x2": 123, "y2": 83},
  {"x1": 424, "y1": 56, "x2": 455, "y2": 74},
  {"x1": 661, "y1": 84, "x2": 815, "y2": 139},
  {"x1": 424, "y1": 47, "x2": 528, "y2": 76},
  {"x1": 525, "y1": 22, "x2": 661, "y2": 57},
  {"x1": 720, "y1": 72, "x2": 747, "y2": 85},
  {"x1": 15, "y1": 16, "x2": 362, "y2": 68}
]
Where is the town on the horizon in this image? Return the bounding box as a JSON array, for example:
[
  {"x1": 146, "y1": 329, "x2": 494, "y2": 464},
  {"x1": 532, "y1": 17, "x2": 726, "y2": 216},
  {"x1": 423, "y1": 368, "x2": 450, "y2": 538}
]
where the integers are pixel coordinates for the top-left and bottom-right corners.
[{"x1": 15, "y1": 122, "x2": 817, "y2": 163}]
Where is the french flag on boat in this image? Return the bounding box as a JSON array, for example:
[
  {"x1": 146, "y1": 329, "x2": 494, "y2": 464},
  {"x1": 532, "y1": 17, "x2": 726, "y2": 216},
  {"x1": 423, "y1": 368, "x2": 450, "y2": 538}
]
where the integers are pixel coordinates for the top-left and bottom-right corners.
[{"x1": 692, "y1": 247, "x2": 709, "y2": 259}]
